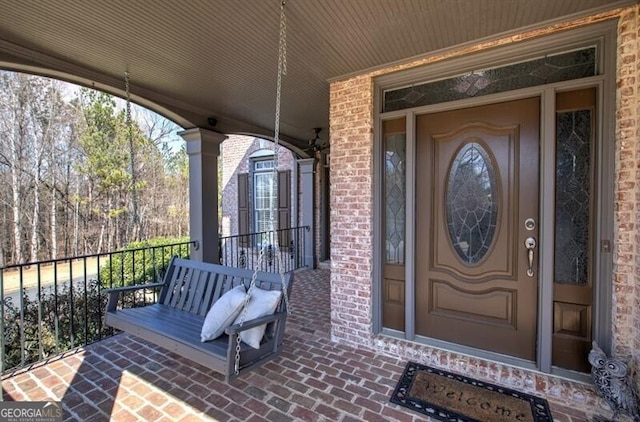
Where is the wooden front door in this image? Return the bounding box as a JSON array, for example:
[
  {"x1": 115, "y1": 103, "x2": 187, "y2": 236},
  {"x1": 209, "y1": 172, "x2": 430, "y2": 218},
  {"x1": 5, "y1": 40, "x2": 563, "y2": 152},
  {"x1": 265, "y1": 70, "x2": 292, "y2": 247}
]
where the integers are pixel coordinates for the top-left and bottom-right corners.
[{"x1": 416, "y1": 98, "x2": 540, "y2": 360}]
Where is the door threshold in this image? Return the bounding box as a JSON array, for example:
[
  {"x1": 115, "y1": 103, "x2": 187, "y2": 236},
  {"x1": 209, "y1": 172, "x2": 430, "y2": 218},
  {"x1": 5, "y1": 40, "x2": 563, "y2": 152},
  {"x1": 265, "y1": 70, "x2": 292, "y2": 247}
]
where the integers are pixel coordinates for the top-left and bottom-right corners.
[{"x1": 378, "y1": 329, "x2": 592, "y2": 383}]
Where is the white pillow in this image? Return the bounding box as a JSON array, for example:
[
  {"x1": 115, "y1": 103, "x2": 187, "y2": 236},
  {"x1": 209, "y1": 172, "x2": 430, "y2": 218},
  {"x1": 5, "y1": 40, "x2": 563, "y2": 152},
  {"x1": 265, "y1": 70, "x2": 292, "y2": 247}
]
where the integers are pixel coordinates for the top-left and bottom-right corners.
[
  {"x1": 233, "y1": 287, "x2": 282, "y2": 349},
  {"x1": 200, "y1": 284, "x2": 247, "y2": 342}
]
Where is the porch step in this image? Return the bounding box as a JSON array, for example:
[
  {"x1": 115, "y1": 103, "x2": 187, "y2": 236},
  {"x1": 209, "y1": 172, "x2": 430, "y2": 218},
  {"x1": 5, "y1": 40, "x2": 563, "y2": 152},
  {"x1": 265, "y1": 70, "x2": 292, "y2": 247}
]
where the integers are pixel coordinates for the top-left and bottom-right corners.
[{"x1": 318, "y1": 260, "x2": 331, "y2": 270}]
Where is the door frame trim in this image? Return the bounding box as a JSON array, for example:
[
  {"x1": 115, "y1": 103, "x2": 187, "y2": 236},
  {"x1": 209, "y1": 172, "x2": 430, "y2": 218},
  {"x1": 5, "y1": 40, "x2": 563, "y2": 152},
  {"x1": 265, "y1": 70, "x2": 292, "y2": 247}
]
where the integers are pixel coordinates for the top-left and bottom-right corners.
[
  {"x1": 538, "y1": 88, "x2": 556, "y2": 372},
  {"x1": 373, "y1": 20, "x2": 617, "y2": 377}
]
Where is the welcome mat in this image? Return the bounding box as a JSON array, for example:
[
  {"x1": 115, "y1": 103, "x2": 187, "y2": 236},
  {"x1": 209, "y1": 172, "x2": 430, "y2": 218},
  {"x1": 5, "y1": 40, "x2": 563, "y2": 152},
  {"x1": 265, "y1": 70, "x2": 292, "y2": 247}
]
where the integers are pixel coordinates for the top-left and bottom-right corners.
[{"x1": 390, "y1": 362, "x2": 553, "y2": 422}]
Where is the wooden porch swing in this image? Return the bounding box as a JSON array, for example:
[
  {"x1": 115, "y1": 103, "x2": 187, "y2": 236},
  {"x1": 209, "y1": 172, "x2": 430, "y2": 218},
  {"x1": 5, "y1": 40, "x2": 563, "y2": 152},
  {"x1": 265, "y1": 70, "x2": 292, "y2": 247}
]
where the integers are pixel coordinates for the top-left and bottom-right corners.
[{"x1": 104, "y1": 1, "x2": 293, "y2": 382}]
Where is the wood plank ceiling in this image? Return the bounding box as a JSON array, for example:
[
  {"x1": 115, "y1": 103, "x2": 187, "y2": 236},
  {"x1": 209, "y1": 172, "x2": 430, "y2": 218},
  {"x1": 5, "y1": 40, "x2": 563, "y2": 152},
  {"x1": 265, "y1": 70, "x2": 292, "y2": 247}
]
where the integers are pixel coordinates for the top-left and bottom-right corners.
[{"x1": 0, "y1": 0, "x2": 632, "y2": 151}]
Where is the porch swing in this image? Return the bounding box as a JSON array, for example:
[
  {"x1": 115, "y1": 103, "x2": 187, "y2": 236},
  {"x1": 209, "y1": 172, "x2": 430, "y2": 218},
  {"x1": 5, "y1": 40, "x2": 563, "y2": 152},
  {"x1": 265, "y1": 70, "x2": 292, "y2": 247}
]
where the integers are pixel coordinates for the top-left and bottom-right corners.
[{"x1": 104, "y1": 1, "x2": 294, "y2": 382}]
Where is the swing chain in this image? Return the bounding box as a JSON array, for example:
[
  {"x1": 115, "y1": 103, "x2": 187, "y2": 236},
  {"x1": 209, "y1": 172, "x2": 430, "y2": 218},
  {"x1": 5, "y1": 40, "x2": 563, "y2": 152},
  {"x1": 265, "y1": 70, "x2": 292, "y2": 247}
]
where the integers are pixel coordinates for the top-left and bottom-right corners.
[
  {"x1": 273, "y1": 0, "x2": 287, "y2": 172},
  {"x1": 124, "y1": 71, "x2": 133, "y2": 149},
  {"x1": 234, "y1": 0, "x2": 289, "y2": 377},
  {"x1": 234, "y1": 244, "x2": 266, "y2": 375},
  {"x1": 272, "y1": 0, "x2": 290, "y2": 317},
  {"x1": 234, "y1": 334, "x2": 242, "y2": 375}
]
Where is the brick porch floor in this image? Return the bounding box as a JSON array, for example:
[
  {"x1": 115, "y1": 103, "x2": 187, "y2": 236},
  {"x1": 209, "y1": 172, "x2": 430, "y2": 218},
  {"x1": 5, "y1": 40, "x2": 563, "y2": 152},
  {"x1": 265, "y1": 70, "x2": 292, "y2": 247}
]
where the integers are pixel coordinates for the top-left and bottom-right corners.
[{"x1": 2, "y1": 268, "x2": 592, "y2": 421}]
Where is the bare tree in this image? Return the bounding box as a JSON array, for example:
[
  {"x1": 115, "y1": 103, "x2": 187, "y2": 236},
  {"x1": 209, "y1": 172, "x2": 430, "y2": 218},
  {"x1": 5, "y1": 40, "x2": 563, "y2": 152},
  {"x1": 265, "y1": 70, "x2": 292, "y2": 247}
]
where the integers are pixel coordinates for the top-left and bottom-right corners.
[
  {"x1": 0, "y1": 71, "x2": 189, "y2": 265},
  {"x1": 0, "y1": 73, "x2": 31, "y2": 263}
]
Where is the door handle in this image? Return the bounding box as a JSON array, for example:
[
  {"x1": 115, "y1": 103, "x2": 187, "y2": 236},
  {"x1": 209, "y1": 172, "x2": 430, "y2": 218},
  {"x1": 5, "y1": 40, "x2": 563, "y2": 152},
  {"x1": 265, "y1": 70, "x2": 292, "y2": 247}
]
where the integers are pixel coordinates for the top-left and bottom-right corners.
[{"x1": 524, "y1": 237, "x2": 536, "y2": 277}]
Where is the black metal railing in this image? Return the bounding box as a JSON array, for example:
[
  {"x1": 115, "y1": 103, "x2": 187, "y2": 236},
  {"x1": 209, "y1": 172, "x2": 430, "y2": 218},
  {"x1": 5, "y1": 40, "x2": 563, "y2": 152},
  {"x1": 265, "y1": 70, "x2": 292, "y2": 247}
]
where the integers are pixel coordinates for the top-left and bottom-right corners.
[
  {"x1": 219, "y1": 226, "x2": 309, "y2": 273},
  {"x1": 0, "y1": 227, "x2": 310, "y2": 374},
  {"x1": 0, "y1": 240, "x2": 194, "y2": 374}
]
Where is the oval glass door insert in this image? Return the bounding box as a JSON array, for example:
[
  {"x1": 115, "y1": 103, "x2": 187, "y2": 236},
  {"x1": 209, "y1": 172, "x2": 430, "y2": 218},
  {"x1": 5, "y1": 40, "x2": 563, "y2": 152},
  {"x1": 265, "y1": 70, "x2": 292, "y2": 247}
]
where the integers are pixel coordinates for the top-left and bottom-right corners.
[{"x1": 446, "y1": 142, "x2": 498, "y2": 265}]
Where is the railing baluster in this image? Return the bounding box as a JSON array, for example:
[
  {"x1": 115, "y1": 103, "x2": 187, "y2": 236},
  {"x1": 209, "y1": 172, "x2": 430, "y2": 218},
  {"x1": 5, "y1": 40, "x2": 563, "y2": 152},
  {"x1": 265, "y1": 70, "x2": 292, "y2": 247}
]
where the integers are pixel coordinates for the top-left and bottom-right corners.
[
  {"x1": 151, "y1": 247, "x2": 158, "y2": 302},
  {"x1": 53, "y1": 262, "x2": 59, "y2": 355},
  {"x1": 142, "y1": 247, "x2": 146, "y2": 282},
  {"x1": 297, "y1": 227, "x2": 301, "y2": 268},
  {"x1": 297, "y1": 227, "x2": 300, "y2": 268},
  {"x1": 97, "y1": 253, "x2": 103, "y2": 340},
  {"x1": 119, "y1": 250, "x2": 126, "y2": 309},
  {"x1": 37, "y1": 264, "x2": 43, "y2": 362},
  {"x1": 136, "y1": 249, "x2": 144, "y2": 307},
  {"x1": 108, "y1": 252, "x2": 113, "y2": 289},
  {"x1": 162, "y1": 246, "x2": 167, "y2": 273},
  {"x1": 18, "y1": 266, "x2": 24, "y2": 368},
  {"x1": 0, "y1": 262, "x2": 5, "y2": 376},
  {"x1": 83, "y1": 257, "x2": 88, "y2": 347},
  {"x1": 69, "y1": 258, "x2": 74, "y2": 349},
  {"x1": 252, "y1": 232, "x2": 256, "y2": 271}
]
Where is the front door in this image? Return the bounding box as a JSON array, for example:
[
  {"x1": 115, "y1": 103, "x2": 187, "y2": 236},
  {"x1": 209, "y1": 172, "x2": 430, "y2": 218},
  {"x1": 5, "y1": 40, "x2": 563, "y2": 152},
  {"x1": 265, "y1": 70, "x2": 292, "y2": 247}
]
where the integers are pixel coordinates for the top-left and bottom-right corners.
[{"x1": 415, "y1": 97, "x2": 540, "y2": 360}]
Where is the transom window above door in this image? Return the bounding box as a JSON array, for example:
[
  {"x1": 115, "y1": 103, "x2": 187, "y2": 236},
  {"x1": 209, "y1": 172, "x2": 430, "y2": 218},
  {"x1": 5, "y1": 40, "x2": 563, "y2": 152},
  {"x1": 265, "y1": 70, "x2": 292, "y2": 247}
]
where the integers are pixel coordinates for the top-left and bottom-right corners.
[{"x1": 383, "y1": 47, "x2": 596, "y2": 112}]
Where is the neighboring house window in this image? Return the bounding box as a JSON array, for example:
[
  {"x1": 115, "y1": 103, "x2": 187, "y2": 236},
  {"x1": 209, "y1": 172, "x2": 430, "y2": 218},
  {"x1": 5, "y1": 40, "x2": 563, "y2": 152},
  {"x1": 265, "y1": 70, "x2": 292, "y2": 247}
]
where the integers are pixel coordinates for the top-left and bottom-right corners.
[
  {"x1": 238, "y1": 158, "x2": 291, "y2": 247},
  {"x1": 253, "y1": 159, "x2": 276, "y2": 233}
]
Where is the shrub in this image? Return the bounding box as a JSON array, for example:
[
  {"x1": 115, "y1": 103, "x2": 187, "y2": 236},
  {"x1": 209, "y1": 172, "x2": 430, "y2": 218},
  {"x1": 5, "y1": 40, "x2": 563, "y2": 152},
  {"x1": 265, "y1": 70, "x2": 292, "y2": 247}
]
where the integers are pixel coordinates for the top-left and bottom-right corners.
[
  {"x1": 1, "y1": 236, "x2": 191, "y2": 372},
  {"x1": 2, "y1": 280, "x2": 106, "y2": 371},
  {"x1": 98, "y1": 236, "x2": 190, "y2": 288}
]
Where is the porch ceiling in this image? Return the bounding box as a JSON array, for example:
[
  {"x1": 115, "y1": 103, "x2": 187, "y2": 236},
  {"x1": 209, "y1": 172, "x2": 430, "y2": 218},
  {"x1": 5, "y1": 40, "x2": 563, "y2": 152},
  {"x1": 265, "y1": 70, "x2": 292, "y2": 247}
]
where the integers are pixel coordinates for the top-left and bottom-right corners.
[{"x1": 0, "y1": 0, "x2": 631, "y2": 151}]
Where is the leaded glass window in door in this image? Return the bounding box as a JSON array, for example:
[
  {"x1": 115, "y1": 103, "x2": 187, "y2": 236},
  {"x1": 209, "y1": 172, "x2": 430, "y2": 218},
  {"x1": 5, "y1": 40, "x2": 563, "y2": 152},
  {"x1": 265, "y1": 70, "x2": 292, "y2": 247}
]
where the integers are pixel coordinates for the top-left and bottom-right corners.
[
  {"x1": 384, "y1": 121, "x2": 406, "y2": 265},
  {"x1": 555, "y1": 92, "x2": 593, "y2": 284},
  {"x1": 552, "y1": 88, "x2": 596, "y2": 373},
  {"x1": 445, "y1": 142, "x2": 498, "y2": 265},
  {"x1": 555, "y1": 105, "x2": 592, "y2": 284},
  {"x1": 382, "y1": 117, "x2": 406, "y2": 332}
]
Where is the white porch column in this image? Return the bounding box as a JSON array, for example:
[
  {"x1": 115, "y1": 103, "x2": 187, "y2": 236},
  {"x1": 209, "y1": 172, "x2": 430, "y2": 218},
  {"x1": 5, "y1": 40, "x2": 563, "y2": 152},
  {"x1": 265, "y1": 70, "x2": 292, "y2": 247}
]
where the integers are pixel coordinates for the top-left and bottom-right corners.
[
  {"x1": 179, "y1": 128, "x2": 227, "y2": 263},
  {"x1": 298, "y1": 158, "x2": 315, "y2": 268}
]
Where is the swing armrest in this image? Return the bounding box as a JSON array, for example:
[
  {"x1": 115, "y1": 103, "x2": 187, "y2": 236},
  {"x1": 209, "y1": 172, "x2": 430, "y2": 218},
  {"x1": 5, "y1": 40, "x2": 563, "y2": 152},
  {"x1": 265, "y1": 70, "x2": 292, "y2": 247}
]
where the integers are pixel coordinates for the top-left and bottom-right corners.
[
  {"x1": 105, "y1": 282, "x2": 165, "y2": 312},
  {"x1": 225, "y1": 311, "x2": 288, "y2": 334},
  {"x1": 104, "y1": 282, "x2": 166, "y2": 295}
]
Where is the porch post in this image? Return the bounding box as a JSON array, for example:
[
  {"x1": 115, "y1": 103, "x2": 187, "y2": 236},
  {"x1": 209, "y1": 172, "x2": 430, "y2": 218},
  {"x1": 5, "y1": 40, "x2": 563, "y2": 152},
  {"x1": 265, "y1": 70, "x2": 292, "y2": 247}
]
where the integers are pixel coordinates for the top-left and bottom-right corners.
[
  {"x1": 298, "y1": 158, "x2": 315, "y2": 268},
  {"x1": 179, "y1": 128, "x2": 227, "y2": 263}
]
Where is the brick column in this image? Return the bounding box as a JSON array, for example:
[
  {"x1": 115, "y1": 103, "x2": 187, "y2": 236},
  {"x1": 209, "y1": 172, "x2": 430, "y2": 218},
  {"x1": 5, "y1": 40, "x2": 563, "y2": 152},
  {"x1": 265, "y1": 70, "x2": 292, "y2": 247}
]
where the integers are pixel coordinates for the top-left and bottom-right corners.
[
  {"x1": 614, "y1": 4, "x2": 640, "y2": 360},
  {"x1": 329, "y1": 75, "x2": 375, "y2": 346},
  {"x1": 179, "y1": 128, "x2": 227, "y2": 263}
]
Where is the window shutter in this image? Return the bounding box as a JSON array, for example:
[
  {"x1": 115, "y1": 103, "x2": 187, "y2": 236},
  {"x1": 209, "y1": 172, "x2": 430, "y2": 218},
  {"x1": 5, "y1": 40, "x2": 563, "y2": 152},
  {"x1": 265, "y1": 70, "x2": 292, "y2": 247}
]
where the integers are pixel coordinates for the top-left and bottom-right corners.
[
  {"x1": 277, "y1": 170, "x2": 291, "y2": 249},
  {"x1": 238, "y1": 173, "x2": 250, "y2": 246}
]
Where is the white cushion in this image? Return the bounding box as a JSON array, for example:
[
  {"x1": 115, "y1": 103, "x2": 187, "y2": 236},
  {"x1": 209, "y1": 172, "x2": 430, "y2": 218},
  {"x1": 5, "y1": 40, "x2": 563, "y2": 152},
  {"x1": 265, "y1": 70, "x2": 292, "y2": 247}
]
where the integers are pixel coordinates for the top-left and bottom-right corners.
[
  {"x1": 200, "y1": 284, "x2": 247, "y2": 342},
  {"x1": 233, "y1": 287, "x2": 282, "y2": 349}
]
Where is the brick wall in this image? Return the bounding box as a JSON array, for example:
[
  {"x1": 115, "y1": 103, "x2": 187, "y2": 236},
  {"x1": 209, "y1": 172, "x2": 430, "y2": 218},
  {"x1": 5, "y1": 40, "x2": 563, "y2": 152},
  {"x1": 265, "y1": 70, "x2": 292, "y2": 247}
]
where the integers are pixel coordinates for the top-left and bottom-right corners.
[
  {"x1": 314, "y1": 158, "x2": 322, "y2": 263},
  {"x1": 632, "y1": 3, "x2": 640, "y2": 369},
  {"x1": 221, "y1": 135, "x2": 253, "y2": 237},
  {"x1": 615, "y1": 4, "x2": 640, "y2": 364},
  {"x1": 220, "y1": 135, "x2": 295, "y2": 237},
  {"x1": 329, "y1": 75, "x2": 375, "y2": 345},
  {"x1": 329, "y1": 5, "x2": 638, "y2": 415}
]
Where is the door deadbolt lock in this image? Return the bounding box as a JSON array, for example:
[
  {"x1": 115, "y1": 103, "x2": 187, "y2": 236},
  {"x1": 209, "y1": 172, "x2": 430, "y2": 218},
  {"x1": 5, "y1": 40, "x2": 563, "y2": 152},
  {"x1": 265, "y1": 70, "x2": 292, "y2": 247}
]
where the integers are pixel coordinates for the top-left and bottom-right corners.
[{"x1": 524, "y1": 218, "x2": 536, "y2": 231}]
